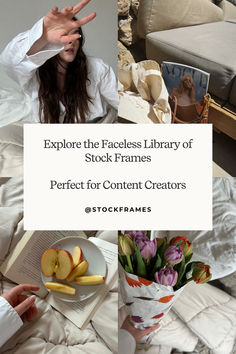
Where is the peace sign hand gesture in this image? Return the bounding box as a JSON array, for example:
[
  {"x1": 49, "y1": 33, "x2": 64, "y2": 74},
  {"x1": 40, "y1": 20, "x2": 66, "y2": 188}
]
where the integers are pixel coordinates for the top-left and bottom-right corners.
[{"x1": 43, "y1": 0, "x2": 96, "y2": 44}]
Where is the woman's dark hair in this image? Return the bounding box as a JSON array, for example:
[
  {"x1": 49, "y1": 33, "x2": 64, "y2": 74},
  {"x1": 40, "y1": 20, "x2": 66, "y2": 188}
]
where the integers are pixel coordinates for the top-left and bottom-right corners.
[{"x1": 37, "y1": 23, "x2": 91, "y2": 123}]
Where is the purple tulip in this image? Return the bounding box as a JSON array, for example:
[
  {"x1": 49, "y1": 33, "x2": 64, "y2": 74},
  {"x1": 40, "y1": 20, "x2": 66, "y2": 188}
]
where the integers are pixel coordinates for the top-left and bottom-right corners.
[
  {"x1": 155, "y1": 266, "x2": 178, "y2": 286},
  {"x1": 140, "y1": 239, "x2": 157, "y2": 260},
  {"x1": 124, "y1": 231, "x2": 148, "y2": 241},
  {"x1": 124, "y1": 231, "x2": 157, "y2": 260},
  {"x1": 124, "y1": 231, "x2": 149, "y2": 249},
  {"x1": 164, "y1": 246, "x2": 183, "y2": 265}
]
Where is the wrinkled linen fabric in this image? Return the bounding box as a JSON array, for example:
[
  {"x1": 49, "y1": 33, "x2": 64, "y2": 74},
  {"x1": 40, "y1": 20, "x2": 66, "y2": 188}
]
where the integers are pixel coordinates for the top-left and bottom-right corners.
[
  {"x1": 0, "y1": 88, "x2": 33, "y2": 127},
  {"x1": 0, "y1": 123, "x2": 24, "y2": 177},
  {"x1": 0, "y1": 207, "x2": 23, "y2": 265},
  {"x1": 0, "y1": 208, "x2": 118, "y2": 354},
  {"x1": 118, "y1": 60, "x2": 171, "y2": 124},
  {"x1": 0, "y1": 178, "x2": 23, "y2": 207},
  {"x1": 168, "y1": 178, "x2": 236, "y2": 280},
  {"x1": 118, "y1": 329, "x2": 136, "y2": 354}
]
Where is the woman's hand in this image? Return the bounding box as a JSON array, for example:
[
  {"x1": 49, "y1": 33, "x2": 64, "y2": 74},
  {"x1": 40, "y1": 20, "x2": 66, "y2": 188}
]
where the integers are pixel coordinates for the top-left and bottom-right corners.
[
  {"x1": 43, "y1": 0, "x2": 96, "y2": 44},
  {"x1": 121, "y1": 316, "x2": 160, "y2": 343},
  {"x1": 1, "y1": 284, "x2": 39, "y2": 322}
]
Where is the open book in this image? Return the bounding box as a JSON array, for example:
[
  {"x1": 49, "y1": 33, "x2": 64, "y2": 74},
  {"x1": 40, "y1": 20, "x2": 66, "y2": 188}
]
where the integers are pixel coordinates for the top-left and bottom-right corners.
[{"x1": 0, "y1": 230, "x2": 117, "y2": 329}]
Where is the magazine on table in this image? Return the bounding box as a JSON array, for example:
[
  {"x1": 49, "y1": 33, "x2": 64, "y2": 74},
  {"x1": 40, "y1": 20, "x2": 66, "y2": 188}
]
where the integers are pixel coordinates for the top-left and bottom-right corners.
[
  {"x1": 162, "y1": 61, "x2": 210, "y2": 105},
  {"x1": 0, "y1": 230, "x2": 118, "y2": 329}
]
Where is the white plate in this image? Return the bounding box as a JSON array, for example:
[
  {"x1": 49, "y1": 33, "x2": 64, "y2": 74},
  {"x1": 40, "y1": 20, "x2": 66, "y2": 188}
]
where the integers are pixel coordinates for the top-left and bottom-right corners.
[{"x1": 41, "y1": 237, "x2": 106, "y2": 302}]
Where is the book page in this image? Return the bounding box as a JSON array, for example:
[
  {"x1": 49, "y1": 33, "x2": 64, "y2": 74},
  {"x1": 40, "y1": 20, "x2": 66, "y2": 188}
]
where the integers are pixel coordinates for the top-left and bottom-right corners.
[
  {"x1": 0, "y1": 230, "x2": 86, "y2": 298},
  {"x1": 89, "y1": 237, "x2": 117, "y2": 265},
  {"x1": 46, "y1": 238, "x2": 117, "y2": 328}
]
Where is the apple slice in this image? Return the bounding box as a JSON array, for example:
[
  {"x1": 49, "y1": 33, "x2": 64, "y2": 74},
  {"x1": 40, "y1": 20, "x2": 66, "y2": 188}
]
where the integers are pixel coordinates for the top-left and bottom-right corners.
[
  {"x1": 41, "y1": 249, "x2": 58, "y2": 277},
  {"x1": 75, "y1": 275, "x2": 105, "y2": 285},
  {"x1": 66, "y1": 260, "x2": 89, "y2": 282},
  {"x1": 55, "y1": 250, "x2": 74, "y2": 280},
  {"x1": 45, "y1": 281, "x2": 76, "y2": 295},
  {"x1": 72, "y1": 246, "x2": 83, "y2": 268},
  {"x1": 41, "y1": 249, "x2": 74, "y2": 280}
]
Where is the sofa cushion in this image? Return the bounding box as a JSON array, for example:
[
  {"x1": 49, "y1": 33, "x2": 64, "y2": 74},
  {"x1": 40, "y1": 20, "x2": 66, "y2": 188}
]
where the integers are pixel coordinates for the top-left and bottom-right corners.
[
  {"x1": 219, "y1": 0, "x2": 236, "y2": 19},
  {"x1": 229, "y1": 77, "x2": 236, "y2": 105},
  {"x1": 137, "y1": 0, "x2": 223, "y2": 38},
  {"x1": 146, "y1": 21, "x2": 236, "y2": 101}
]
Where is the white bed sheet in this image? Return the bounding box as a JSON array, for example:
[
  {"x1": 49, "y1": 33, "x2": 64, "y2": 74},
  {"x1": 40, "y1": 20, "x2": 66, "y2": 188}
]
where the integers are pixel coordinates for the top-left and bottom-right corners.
[
  {"x1": 0, "y1": 123, "x2": 24, "y2": 177},
  {"x1": 168, "y1": 178, "x2": 236, "y2": 280}
]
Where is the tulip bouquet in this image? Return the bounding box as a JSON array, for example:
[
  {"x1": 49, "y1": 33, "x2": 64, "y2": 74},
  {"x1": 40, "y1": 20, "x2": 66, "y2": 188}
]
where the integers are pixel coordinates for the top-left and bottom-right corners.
[{"x1": 119, "y1": 231, "x2": 211, "y2": 329}]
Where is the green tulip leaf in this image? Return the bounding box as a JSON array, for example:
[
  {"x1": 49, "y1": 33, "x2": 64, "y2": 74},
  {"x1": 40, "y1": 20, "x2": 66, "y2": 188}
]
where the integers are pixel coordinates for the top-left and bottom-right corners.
[
  {"x1": 146, "y1": 231, "x2": 151, "y2": 239},
  {"x1": 156, "y1": 238, "x2": 167, "y2": 261},
  {"x1": 133, "y1": 241, "x2": 147, "y2": 278},
  {"x1": 150, "y1": 254, "x2": 162, "y2": 279},
  {"x1": 185, "y1": 253, "x2": 193, "y2": 264},
  {"x1": 125, "y1": 264, "x2": 132, "y2": 273},
  {"x1": 175, "y1": 256, "x2": 186, "y2": 289},
  {"x1": 118, "y1": 254, "x2": 126, "y2": 268}
]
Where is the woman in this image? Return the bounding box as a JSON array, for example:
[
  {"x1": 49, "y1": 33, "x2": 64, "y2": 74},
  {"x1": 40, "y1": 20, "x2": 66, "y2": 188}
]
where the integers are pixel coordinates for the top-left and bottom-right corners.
[
  {"x1": 0, "y1": 0, "x2": 118, "y2": 123},
  {"x1": 171, "y1": 74, "x2": 195, "y2": 106}
]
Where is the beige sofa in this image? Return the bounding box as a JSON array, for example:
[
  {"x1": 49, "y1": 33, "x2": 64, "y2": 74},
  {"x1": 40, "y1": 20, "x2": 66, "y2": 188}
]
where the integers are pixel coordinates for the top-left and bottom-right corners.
[{"x1": 137, "y1": 0, "x2": 236, "y2": 108}]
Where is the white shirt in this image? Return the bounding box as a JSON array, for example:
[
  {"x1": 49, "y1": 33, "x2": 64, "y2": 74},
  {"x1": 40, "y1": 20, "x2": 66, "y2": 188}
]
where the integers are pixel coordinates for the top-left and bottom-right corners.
[
  {"x1": 0, "y1": 296, "x2": 23, "y2": 347},
  {"x1": 118, "y1": 329, "x2": 136, "y2": 354},
  {"x1": 0, "y1": 18, "x2": 118, "y2": 123}
]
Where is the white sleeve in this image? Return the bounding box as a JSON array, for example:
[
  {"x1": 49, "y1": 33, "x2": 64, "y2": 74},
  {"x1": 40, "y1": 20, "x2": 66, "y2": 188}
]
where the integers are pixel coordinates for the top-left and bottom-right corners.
[
  {"x1": 0, "y1": 296, "x2": 23, "y2": 347},
  {"x1": 99, "y1": 63, "x2": 119, "y2": 110},
  {"x1": 0, "y1": 18, "x2": 63, "y2": 90},
  {"x1": 118, "y1": 329, "x2": 136, "y2": 354}
]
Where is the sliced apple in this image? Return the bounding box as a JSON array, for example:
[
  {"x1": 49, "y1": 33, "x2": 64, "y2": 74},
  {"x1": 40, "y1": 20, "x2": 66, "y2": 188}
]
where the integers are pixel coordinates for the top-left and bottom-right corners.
[
  {"x1": 72, "y1": 246, "x2": 83, "y2": 268},
  {"x1": 45, "y1": 281, "x2": 76, "y2": 295},
  {"x1": 55, "y1": 250, "x2": 74, "y2": 280},
  {"x1": 41, "y1": 249, "x2": 58, "y2": 277},
  {"x1": 41, "y1": 249, "x2": 74, "y2": 280},
  {"x1": 66, "y1": 260, "x2": 89, "y2": 282},
  {"x1": 75, "y1": 275, "x2": 105, "y2": 285}
]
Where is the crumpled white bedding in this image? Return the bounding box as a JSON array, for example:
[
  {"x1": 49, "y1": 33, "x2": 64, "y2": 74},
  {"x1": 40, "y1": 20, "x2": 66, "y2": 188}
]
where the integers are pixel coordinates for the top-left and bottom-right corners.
[
  {"x1": 0, "y1": 203, "x2": 118, "y2": 354},
  {"x1": 0, "y1": 88, "x2": 33, "y2": 127},
  {"x1": 167, "y1": 177, "x2": 236, "y2": 280},
  {"x1": 0, "y1": 123, "x2": 24, "y2": 177},
  {"x1": 0, "y1": 178, "x2": 23, "y2": 207}
]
